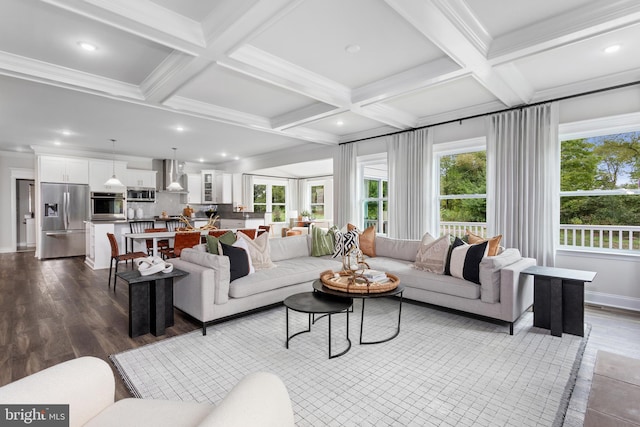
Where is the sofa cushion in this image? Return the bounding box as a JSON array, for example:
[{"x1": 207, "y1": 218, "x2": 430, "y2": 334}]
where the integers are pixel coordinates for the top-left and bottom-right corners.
[
  {"x1": 449, "y1": 241, "x2": 488, "y2": 285},
  {"x1": 206, "y1": 231, "x2": 236, "y2": 254},
  {"x1": 85, "y1": 399, "x2": 212, "y2": 427},
  {"x1": 366, "y1": 257, "x2": 480, "y2": 300},
  {"x1": 270, "y1": 235, "x2": 311, "y2": 261},
  {"x1": 229, "y1": 257, "x2": 342, "y2": 298},
  {"x1": 414, "y1": 234, "x2": 450, "y2": 274},
  {"x1": 221, "y1": 243, "x2": 250, "y2": 282},
  {"x1": 374, "y1": 236, "x2": 420, "y2": 262},
  {"x1": 358, "y1": 226, "x2": 376, "y2": 257},
  {"x1": 311, "y1": 226, "x2": 335, "y2": 257},
  {"x1": 467, "y1": 231, "x2": 503, "y2": 257},
  {"x1": 237, "y1": 230, "x2": 275, "y2": 269},
  {"x1": 479, "y1": 248, "x2": 522, "y2": 303}
]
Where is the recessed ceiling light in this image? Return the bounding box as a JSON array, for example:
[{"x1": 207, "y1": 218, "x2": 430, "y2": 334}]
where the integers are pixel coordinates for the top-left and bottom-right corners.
[
  {"x1": 221, "y1": 153, "x2": 227, "y2": 157},
  {"x1": 234, "y1": 156, "x2": 240, "y2": 161},
  {"x1": 199, "y1": 158, "x2": 204, "y2": 162},
  {"x1": 345, "y1": 44, "x2": 361, "y2": 54},
  {"x1": 176, "y1": 126, "x2": 184, "y2": 132},
  {"x1": 61, "y1": 129, "x2": 71, "y2": 136},
  {"x1": 337, "y1": 120, "x2": 344, "y2": 126},
  {"x1": 604, "y1": 44, "x2": 620, "y2": 54},
  {"x1": 77, "y1": 41, "x2": 97, "y2": 52},
  {"x1": 54, "y1": 141, "x2": 61, "y2": 146}
]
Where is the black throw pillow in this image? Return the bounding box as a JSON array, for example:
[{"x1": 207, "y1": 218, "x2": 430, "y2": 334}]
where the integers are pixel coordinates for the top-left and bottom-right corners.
[
  {"x1": 444, "y1": 237, "x2": 465, "y2": 276},
  {"x1": 220, "y1": 242, "x2": 250, "y2": 282}
]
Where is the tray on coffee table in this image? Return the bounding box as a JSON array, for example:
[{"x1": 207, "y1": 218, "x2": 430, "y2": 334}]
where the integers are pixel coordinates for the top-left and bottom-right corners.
[{"x1": 319, "y1": 270, "x2": 399, "y2": 294}]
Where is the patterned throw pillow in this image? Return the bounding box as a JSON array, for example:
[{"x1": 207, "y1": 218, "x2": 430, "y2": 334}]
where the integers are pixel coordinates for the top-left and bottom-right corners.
[
  {"x1": 332, "y1": 229, "x2": 360, "y2": 258},
  {"x1": 312, "y1": 225, "x2": 336, "y2": 257},
  {"x1": 414, "y1": 233, "x2": 450, "y2": 274},
  {"x1": 447, "y1": 240, "x2": 489, "y2": 284}
]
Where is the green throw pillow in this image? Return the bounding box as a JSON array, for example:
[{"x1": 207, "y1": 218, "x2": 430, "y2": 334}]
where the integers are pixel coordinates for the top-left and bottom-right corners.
[
  {"x1": 312, "y1": 225, "x2": 337, "y2": 257},
  {"x1": 206, "y1": 231, "x2": 236, "y2": 254}
]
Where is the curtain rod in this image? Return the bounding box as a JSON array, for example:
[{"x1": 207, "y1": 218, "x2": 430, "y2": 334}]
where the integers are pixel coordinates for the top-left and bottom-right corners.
[{"x1": 340, "y1": 79, "x2": 640, "y2": 145}]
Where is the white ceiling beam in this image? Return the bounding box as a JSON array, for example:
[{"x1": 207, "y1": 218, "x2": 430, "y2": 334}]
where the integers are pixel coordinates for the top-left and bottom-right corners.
[
  {"x1": 164, "y1": 96, "x2": 271, "y2": 128},
  {"x1": 272, "y1": 103, "x2": 347, "y2": 131},
  {"x1": 489, "y1": 0, "x2": 640, "y2": 64},
  {"x1": 226, "y1": 46, "x2": 351, "y2": 107},
  {"x1": 384, "y1": 0, "x2": 527, "y2": 107},
  {"x1": 354, "y1": 104, "x2": 418, "y2": 129},
  {"x1": 40, "y1": 0, "x2": 206, "y2": 54},
  {"x1": 352, "y1": 58, "x2": 464, "y2": 107},
  {"x1": 0, "y1": 51, "x2": 143, "y2": 99}
]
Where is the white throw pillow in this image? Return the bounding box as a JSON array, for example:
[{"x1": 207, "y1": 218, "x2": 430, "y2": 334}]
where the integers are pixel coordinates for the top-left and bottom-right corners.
[
  {"x1": 232, "y1": 237, "x2": 255, "y2": 274},
  {"x1": 414, "y1": 233, "x2": 450, "y2": 274},
  {"x1": 236, "y1": 230, "x2": 276, "y2": 269}
]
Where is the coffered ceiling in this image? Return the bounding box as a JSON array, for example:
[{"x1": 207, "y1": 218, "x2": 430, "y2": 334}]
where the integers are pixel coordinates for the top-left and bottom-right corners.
[{"x1": 0, "y1": 0, "x2": 639, "y2": 176}]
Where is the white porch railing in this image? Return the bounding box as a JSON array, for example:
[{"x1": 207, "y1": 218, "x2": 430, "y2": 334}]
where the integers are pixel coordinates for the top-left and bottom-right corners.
[{"x1": 439, "y1": 221, "x2": 640, "y2": 252}]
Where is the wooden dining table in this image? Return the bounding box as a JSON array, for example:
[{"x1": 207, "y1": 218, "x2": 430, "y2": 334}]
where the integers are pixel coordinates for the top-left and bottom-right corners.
[{"x1": 124, "y1": 230, "x2": 211, "y2": 257}]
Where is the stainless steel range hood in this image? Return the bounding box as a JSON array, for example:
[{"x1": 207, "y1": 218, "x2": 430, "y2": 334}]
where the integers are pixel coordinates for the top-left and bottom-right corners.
[{"x1": 152, "y1": 159, "x2": 187, "y2": 193}]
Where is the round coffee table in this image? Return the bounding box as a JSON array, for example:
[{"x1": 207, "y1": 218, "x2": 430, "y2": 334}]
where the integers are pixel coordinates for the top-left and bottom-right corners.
[
  {"x1": 313, "y1": 279, "x2": 405, "y2": 345},
  {"x1": 284, "y1": 292, "x2": 353, "y2": 359}
]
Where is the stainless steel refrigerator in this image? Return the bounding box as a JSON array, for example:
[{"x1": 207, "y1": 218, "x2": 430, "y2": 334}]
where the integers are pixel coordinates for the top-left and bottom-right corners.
[{"x1": 40, "y1": 183, "x2": 90, "y2": 259}]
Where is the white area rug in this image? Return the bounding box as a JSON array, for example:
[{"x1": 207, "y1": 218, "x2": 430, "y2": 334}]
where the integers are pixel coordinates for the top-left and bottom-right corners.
[{"x1": 111, "y1": 299, "x2": 588, "y2": 426}]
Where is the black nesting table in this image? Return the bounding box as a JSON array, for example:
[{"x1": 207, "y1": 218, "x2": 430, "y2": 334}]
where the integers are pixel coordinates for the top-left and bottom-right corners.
[
  {"x1": 116, "y1": 268, "x2": 188, "y2": 338},
  {"x1": 521, "y1": 265, "x2": 596, "y2": 337},
  {"x1": 284, "y1": 292, "x2": 353, "y2": 359},
  {"x1": 313, "y1": 280, "x2": 405, "y2": 345}
]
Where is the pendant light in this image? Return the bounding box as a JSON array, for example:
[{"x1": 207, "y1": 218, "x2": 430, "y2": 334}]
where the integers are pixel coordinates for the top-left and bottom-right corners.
[
  {"x1": 104, "y1": 139, "x2": 124, "y2": 187},
  {"x1": 166, "y1": 147, "x2": 184, "y2": 191}
]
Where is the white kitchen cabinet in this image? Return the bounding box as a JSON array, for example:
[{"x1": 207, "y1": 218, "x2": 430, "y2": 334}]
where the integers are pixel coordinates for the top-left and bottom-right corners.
[
  {"x1": 184, "y1": 173, "x2": 202, "y2": 204},
  {"x1": 125, "y1": 169, "x2": 157, "y2": 188},
  {"x1": 89, "y1": 160, "x2": 127, "y2": 192},
  {"x1": 202, "y1": 170, "x2": 232, "y2": 203},
  {"x1": 39, "y1": 156, "x2": 89, "y2": 184}
]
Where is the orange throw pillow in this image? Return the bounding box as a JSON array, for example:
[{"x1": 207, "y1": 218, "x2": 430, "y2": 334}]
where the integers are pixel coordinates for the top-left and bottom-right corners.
[
  {"x1": 359, "y1": 226, "x2": 376, "y2": 257},
  {"x1": 466, "y1": 230, "x2": 502, "y2": 256}
]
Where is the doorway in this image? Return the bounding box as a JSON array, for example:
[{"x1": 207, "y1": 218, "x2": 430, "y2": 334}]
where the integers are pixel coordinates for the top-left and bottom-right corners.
[{"x1": 16, "y1": 179, "x2": 35, "y2": 252}]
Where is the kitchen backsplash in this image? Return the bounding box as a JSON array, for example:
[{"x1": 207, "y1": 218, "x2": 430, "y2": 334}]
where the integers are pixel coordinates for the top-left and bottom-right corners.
[{"x1": 126, "y1": 192, "x2": 233, "y2": 218}]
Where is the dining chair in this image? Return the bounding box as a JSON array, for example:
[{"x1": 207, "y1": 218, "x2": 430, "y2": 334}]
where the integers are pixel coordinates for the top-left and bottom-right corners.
[
  {"x1": 129, "y1": 221, "x2": 155, "y2": 253},
  {"x1": 237, "y1": 229, "x2": 257, "y2": 239},
  {"x1": 143, "y1": 228, "x2": 169, "y2": 256},
  {"x1": 160, "y1": 231, "x2": 201, "y2": 258},
  {"x1": 106, "y1": 233, "x2": 147, "y2": 292},
  {"x1": 208, "y1": 229, "x2": 230, "y2": 238}
]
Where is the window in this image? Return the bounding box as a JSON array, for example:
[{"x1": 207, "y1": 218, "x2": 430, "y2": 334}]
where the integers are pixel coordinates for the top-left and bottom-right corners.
[
  {"x1": 438, "y1": 149, "x2": 487, "y2": 237},
  {"x1": 363, "y1": 178, "x2": 388, "y2": 233},
  {"x1": 560, "y1": 130, "x2": 640, "y2": 251},
  {"x1": 253, "y1": 180, "x2": 287, "y2": 222},
  {"x1": 310, "y1": 185, "x2": 325, "y2": 219}
]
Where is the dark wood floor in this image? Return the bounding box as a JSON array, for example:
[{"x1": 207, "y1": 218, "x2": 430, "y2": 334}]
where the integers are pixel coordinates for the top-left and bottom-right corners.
[
  {"x1": 0, "y1": 252, "x2": 201, "y2": 399},
  {"x1": 2, "y1": 250, "x2": 639, "y2": 419}
]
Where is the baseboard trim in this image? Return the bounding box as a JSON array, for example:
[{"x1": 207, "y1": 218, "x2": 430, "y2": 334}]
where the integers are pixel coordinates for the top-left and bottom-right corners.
[
  {"x1": 0, "y1": 246, "x2": 15, "y2": 253},
  {"x1": 585, "y1": 290, "x2": 640, "y2": 312}
]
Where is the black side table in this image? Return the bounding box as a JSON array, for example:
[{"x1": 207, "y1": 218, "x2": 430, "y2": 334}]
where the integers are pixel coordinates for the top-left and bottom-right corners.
[
  {"x1": 116, "y1": 268, "x2": 188, "y2": 338},
  {"x1": 522, "y1": 265, "x2": 596, "y2": 337},
  {"x1": 284, "y1": 292, "x2": 353, "y2": 359}
]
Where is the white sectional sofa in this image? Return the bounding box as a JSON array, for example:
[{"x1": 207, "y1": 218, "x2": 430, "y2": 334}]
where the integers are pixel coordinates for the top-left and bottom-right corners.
[{"x1": 171, "y1": 234, "x2": 535, "y2": 335}]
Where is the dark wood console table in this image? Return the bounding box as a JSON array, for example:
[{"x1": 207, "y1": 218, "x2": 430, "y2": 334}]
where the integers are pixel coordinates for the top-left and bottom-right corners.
[
  {"x1": 116, "y1": 268, "x2": 188, "y2": 338},
  {"x1": 521, "y1": 265, "x2": 596, "y2": 337}
]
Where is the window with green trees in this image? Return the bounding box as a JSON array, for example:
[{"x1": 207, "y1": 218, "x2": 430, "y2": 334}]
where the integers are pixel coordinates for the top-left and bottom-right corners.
[
  {"x1": 253, "y1": 181, "x2": 287, "y2": 222},
  {"x1": 560, "y1": 131, "x2": 640, "y2": 248},
  {"x1": 364, "y1": 178, "x2": 387, "y2": 233},
  {"x1": 439, "y1": 150, "x2": 487, "y2": 223},
  {"x1": 310, "y1": 185, "x2": 325, "y2": 219}
]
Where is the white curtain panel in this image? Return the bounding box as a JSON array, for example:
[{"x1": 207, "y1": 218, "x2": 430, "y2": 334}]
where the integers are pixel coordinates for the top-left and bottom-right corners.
[
  {"x1": 287, "y1": 178, "x2": 299, "y2": 214},
  {"x1": 486, "y1": 102, "x2": 560, "y2": 267},
  {"x1": 387, "y1": 128, "x2": 433, "y2": 240},
  {"x1": 334, "y1": 143, "x2": 358, "y2": 227},
  {"x1": 241, "y1": 174, "x2": 254, "y2": 211}
]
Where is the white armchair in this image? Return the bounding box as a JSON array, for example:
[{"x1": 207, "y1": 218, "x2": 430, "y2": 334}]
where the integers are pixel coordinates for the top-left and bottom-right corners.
[{"x1": 0, "y1": 357, "x2": 295, "y2": 427}]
